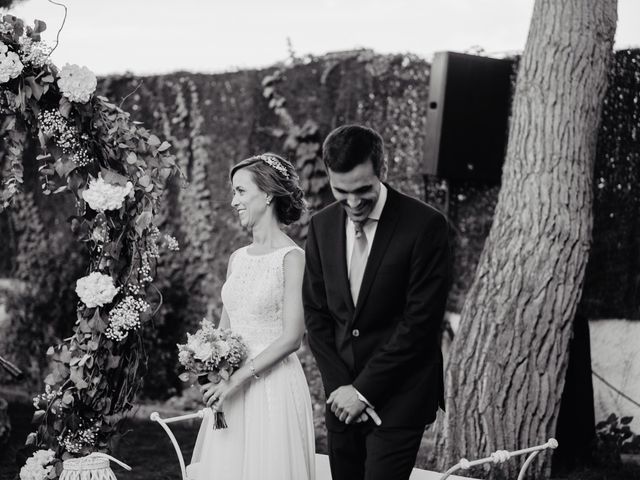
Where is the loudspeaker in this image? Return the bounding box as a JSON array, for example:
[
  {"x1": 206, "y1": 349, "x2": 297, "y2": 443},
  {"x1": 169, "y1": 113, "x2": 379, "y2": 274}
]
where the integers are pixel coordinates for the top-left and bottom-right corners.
[{"x1": 423, "y1": 51, "x2": 514, "y2": 183}]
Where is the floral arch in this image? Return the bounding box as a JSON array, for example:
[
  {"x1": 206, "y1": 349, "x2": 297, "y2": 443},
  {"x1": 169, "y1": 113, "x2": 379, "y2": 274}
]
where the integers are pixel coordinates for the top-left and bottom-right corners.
[{"x1": 1, "y1": 15, "x2": 179, "y2": 478}]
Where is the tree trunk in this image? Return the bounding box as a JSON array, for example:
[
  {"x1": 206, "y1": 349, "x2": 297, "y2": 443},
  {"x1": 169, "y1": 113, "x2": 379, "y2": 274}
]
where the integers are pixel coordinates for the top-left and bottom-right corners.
[{"x1": 435, "y1": 1, "x2": 617, "y2": 479}]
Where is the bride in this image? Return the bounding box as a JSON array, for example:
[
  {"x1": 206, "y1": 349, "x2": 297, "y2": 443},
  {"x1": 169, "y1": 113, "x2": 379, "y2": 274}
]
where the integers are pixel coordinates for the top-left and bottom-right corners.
[{"x1": 187, "y1": 153, "x2": 316, "y2": 480}]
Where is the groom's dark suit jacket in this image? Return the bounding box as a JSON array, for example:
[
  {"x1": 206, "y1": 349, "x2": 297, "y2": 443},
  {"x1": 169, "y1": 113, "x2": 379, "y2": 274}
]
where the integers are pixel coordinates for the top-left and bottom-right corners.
[{"x1": 303, "y1": 185, "x2": 450, "y2": 432}]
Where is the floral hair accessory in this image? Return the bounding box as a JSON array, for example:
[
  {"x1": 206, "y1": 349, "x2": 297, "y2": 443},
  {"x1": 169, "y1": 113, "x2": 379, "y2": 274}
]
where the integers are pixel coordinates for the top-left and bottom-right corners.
[{"x1": 257, "y1": 154, "x2": 290, "y2": 178}]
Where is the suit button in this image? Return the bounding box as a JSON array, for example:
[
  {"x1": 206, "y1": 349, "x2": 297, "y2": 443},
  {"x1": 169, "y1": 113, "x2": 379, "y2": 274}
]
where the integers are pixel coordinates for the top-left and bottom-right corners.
[{"x1": 352, "y1": 329, "x2": 360, "y2": 337}]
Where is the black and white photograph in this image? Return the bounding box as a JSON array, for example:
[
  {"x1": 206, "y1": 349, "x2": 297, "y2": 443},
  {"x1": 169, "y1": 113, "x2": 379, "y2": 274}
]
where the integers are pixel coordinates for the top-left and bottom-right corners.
[{"x1": 1, "y1": 1, "x2": 639, "y2": 479}]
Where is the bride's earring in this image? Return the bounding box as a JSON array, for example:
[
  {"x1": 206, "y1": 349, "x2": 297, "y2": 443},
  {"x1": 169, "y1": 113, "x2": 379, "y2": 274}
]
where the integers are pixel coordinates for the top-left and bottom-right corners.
[{"x1": 266, "y1": 197, "x2": 271, "y2": 206}]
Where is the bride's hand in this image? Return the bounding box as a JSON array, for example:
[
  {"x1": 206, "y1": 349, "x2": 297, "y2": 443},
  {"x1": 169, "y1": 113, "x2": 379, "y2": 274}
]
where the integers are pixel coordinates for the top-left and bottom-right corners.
[{"x1": 202, "y1": 378, "x2": 240, "y2": 409}]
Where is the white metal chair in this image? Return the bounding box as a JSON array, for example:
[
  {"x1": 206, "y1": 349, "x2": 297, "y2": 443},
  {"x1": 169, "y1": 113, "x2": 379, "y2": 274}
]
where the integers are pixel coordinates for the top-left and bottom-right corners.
[
  {"x1": 150, "y1": 409, "x2": 555, "y2": 480},
  {"x1": 439, "y1": 438, "x2": 558, "y2": 480},
  {"x1": 150, "y1": 409, "x2": 207, "y2": 480}
]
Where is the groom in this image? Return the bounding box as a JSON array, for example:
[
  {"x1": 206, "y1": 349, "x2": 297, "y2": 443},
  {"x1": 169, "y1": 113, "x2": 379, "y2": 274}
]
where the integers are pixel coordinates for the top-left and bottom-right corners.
[{"x1": 303, "y1": 124, "x2": 451, "y2": 480}]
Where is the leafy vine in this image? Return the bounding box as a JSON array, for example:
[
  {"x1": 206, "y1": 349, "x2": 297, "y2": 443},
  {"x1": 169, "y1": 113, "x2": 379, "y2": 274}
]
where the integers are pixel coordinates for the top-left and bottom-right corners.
[
  {"x1": 0, "y1": 15, "x2": 179, "y2": 476},
  {"x1": 261, "y1": 69, "x2": 328, "y2": 237}
]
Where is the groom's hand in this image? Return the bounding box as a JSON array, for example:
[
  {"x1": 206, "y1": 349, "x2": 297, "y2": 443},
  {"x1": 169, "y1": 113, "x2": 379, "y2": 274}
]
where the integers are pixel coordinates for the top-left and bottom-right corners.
[{"x1": 327, "y1": 385, "x2": 366, "y2": 424}]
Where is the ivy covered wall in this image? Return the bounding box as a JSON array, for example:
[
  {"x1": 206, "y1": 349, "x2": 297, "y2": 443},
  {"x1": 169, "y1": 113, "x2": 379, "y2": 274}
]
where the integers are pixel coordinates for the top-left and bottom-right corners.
[{"x1": 1, "y1": 49, "x2": 638, "y2": 397}]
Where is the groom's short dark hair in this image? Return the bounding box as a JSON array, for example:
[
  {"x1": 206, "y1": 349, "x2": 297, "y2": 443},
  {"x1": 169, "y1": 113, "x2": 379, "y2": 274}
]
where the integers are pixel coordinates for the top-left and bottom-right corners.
[{"x1": 322, "y1": 124, "x2": 385, "y2": 177}]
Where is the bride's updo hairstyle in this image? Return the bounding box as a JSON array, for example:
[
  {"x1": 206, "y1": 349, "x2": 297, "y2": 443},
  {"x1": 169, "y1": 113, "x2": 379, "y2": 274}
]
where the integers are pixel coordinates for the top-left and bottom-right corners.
[{"x1": 230, "y1": 153, "x2": 306, "y2": 225}]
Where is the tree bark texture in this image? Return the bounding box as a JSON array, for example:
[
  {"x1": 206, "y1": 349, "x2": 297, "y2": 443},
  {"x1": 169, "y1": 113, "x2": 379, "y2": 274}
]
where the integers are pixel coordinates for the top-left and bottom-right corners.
[{"x1": 435, "y1": 1, "x2": 617, "y2": 479}]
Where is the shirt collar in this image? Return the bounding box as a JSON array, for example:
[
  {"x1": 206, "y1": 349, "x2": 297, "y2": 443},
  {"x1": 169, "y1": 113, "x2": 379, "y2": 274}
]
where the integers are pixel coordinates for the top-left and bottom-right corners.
[{"x1": 368, "y1": 183, "x2": 387, "y2": 221}]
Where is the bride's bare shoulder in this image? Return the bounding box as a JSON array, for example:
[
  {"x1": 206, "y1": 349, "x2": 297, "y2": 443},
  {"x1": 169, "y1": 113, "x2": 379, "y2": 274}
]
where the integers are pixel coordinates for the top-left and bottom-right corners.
[{"x1": 283, "y1": 247, "x2": 305, "y2": 274}]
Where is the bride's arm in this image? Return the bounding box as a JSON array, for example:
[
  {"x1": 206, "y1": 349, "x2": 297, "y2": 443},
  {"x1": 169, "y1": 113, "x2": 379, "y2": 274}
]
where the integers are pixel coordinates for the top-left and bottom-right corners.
[
  {"x1": 216, "y1": 251, "x2": 236, "y2": 329},
  {"x1": 203, "y1": 249, "x2": 305, "y2": 407}
]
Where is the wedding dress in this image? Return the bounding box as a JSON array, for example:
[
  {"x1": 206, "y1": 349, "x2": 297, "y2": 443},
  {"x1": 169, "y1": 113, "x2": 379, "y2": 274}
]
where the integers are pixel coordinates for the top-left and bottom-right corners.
[{"x1": 187, "y1": 245, "x2": 316, "y2": 480}]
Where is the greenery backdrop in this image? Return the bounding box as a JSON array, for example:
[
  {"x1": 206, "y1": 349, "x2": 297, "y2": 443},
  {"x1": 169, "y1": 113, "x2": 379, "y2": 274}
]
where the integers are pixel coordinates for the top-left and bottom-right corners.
[{"x1": 1, "y1": 48, "x2": 638, "y2": 399}]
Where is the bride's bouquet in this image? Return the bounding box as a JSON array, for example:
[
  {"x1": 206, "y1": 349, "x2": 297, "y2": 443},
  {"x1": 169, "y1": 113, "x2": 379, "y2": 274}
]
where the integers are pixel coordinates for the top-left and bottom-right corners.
[{"x1": 177, "y1": 319, "x2": 248, "y2": 429}]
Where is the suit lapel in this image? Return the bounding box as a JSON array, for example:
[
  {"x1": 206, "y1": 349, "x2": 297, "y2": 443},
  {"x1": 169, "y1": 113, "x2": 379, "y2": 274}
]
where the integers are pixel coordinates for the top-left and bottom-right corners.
[{"x1": 353, "y1": 187, "x2": 400, "y2": 320}]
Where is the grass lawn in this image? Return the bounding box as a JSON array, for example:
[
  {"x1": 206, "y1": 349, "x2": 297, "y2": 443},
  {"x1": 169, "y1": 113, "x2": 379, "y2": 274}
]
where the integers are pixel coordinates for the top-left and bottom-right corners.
[{"x1": 111, "y1": 417, "x2": 199, "y2": 480}]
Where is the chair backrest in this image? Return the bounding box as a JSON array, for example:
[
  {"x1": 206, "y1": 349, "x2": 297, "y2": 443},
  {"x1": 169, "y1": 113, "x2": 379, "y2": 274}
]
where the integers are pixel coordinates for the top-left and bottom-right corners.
[
  {"x1": 151, "y1": 410, "x2": 554, "y2": 480},
  {"x1": 150, "y1": 410, "x2": 207, "y2": 480},
  {"x1": 439, "y1": 438, "x2": 558, "y2": 480}
]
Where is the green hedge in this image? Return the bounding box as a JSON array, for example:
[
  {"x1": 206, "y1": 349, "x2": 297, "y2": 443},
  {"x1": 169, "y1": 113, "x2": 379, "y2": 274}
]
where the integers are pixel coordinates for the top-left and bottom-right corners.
[{"x1": 580, "y1": 49, "x2": 640, "y2": 319}]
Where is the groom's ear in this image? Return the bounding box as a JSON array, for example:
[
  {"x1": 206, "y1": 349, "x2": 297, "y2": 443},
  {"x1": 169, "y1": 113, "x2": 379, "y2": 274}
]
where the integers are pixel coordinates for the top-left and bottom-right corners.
[{"x1": 379, "y1": 158, "x2": 388, "y2": 182}]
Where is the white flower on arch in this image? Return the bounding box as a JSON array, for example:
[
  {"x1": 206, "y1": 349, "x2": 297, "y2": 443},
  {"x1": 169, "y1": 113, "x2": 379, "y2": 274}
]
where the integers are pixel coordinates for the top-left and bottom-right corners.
[
  {"x1": 19, "y1": 449, "x2": 55, "y2": 480},
  {"x1": 75, "y1": 272, "x2": 119, "y2": 308},
  {"x1": 0, "y1": 41, "x2": 24, "y2": 84},
  {"x1": 57, "y1": 63, "x2": 97, "y2": 103},
  {"x1": 82, "y1": 175, "x2": 134, "y2": 212}
]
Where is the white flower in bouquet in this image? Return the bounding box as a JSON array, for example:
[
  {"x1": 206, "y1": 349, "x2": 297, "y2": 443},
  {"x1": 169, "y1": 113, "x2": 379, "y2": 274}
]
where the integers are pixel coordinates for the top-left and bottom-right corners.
[
  {"x1": 190, "y1": 334, "x2": 214, "y2": 362},
  {"x1": 223, "y1": 332, "x2": 249, "y2": 368},
  {"x1": 75, "y1": 272, "x2": 119, "y2": 308},
  {"x1": 177, "y1": 322, "x2": 249, "y2": 429},
  {"x1": 199, "y1": 318, "x2": 216, "y2": 336},
  {"x1": 19, "y1": 449, "x2": 55, "y2": 480},
  {"x1": 177, "y1": 323, "x2": 249, "y2": 430},
  {"x1": 82, "y1": 175, "x2": 134, "y2": 212},
  {"x1": 57, "y1": 63, "x2": 97, "y2": 103},
  {"x1": 178, "y1": 349, "x2": 191, "y2": 365},
  {"x1": 214, "y1": 339, "x2": 231, "y2": 358},
  {"x1": 177, "y1": 320, "x2": 248, "y2": 375},
  {"x1": 0, "y1": 42, "x2": 24, "y2": 84}
]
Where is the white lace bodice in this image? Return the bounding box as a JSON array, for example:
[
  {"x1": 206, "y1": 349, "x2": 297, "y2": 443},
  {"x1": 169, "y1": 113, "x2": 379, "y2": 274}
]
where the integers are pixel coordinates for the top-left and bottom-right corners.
[{"x1": 221, "y1": 245, "x2": 303, "y2": 356}]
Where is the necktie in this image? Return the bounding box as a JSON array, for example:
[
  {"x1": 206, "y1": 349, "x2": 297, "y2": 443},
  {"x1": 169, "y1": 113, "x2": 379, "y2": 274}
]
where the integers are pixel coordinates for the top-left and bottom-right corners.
[{"x1": 349, "y1": 220, "x2": 368, "y2": 304}]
